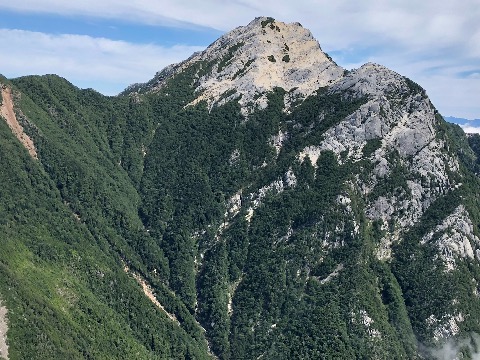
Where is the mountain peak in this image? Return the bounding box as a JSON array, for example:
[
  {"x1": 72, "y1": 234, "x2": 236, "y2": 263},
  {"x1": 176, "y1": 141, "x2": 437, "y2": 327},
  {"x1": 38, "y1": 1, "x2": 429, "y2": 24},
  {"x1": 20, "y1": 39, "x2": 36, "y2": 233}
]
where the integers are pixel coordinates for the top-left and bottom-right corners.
[
  {"x1": 144, "y1": 17, "x2": 344, "y2": 114},
  {"x1": 6, "y1": 16, "x2": 480, "y2": 360}
]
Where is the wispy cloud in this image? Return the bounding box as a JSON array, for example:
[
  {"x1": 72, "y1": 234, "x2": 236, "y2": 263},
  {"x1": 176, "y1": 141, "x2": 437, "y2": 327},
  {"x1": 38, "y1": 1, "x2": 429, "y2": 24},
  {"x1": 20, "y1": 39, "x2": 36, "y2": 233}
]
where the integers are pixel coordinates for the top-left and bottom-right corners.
[
  {"x1": 0, "y1": 0, "x2": 256, "y2": 30},
  {"x1": 1, "y1": 1, "x2": 478, "y2": 49},
  {"x1": 420, "y1": 333, "x2": 480, "y2": 360},
  {"x1": 0, "y1": 29, "x2": 203, "y2": 94},
  {"x1": 460, "y1": 125, "x2": 480, "y2": 134},
  {"x1": 0, "y1": 1, "x2": 478, "y2": 117}
]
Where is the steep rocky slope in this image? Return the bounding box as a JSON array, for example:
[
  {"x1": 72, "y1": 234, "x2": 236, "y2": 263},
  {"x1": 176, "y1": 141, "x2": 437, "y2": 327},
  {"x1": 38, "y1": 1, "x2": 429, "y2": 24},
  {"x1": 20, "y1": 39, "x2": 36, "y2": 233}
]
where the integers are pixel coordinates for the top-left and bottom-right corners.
[
  {"x1": 129, "y1": 17, "x2": 343, "y2": 114},
  {"x1": 2, "y1": 17, "x2": 480, "y2": 359},
  {"x1": 0, "y1": 85, "x2": 37, "y2": 158}
]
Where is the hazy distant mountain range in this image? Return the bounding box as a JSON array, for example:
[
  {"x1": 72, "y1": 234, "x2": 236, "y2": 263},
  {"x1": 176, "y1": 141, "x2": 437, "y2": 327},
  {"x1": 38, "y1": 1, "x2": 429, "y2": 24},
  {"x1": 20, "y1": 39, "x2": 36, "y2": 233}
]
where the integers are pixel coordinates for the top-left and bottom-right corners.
[{"x1": 446, "y1": 116, "x2": 480, "y2": 129}]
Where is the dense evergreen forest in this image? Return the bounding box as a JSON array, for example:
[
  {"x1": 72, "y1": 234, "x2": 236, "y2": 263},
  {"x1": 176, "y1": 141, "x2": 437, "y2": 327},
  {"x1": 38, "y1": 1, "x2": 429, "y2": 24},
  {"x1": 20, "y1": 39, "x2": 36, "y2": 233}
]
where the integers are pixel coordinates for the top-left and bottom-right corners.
[{"x1": 1, "y1": 18, "x2": 480, "y2": 360}]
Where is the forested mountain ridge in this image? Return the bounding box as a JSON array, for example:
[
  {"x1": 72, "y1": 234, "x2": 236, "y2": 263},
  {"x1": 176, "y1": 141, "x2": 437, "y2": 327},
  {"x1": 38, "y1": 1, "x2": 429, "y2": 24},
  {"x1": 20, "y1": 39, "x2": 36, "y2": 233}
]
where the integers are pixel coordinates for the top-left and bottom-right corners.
[{"x1": 1, "y1": 16, "x2": 480, "y2": 359}]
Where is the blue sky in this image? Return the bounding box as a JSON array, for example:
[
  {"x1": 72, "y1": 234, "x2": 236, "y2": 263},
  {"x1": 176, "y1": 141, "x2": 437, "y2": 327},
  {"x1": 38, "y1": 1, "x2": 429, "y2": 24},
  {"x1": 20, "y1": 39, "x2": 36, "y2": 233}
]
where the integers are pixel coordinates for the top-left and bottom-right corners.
[{"x1": 0, "y1": 1, "x2": 478, "y2": 128}]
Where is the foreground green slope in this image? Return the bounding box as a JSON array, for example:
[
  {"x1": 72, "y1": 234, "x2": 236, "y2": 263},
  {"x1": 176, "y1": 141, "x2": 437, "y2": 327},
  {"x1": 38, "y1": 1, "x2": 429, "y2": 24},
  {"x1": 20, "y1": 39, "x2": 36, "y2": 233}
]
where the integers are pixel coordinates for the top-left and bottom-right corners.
[{"x1": 1, "y1": 77, "x2": 211, "y2": 359}]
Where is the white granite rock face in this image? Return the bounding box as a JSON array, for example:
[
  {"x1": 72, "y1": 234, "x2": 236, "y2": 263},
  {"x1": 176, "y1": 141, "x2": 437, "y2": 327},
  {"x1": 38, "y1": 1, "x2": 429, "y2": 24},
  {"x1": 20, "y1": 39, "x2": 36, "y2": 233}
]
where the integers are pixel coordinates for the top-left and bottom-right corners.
[
  {"x1": 422, "y1": 205, "x2": 480, "y2": 270},
  {"x1": 308, "y1": 63, "x2": 438, "y2": 162},
  {"x1": 331, "y1": 63, "x2": 407, "y2": 99},
  {"x1": 298, "y1": 63, "x2": 460, "y2": 259},
  {"x1": 146, "y1": 17, "x2": 344, "y2": 115}
]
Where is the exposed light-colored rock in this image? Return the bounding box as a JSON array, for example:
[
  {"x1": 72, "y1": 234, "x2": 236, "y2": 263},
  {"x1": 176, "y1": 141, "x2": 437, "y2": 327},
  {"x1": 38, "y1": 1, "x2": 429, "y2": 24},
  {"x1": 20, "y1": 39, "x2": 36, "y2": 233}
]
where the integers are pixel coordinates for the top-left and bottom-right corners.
[
  {"x1": 226, "y1": 191, "x2": 243, "y2": 219},
  {"x1": 316, "y1": 65, "x2": 437, "y2": 162},
  {"x1": 426, "y1": 313, "x2": 463, "y2": 341},
  {"x1": 245, "y1": 207, "x2": 255, "y2": 223},
  {"x1": 245, "y1": 168, "x2": 297, "y2": 222},
  {"x1": 146, "y1": 17, "x2": 343, "y2": 115},
  {"x1": 376, "y1": 236, "x2": 394, "y2": 261},
  {"x1": 1, "y1": 85, "x2": 37, "y2": 159},
  {"x1": 336, "y1": 192, "x2": 360, "y2": 237},
  {"x1": 298, "y1": 146, "x2": 322, "y2": 167},
  {"x1": 253, "y1": 179, "x2": 284, "y2": 208},
  {"x1": 336, "y1": 194, "x2": 351, "y2": 206},
  {"x1": 229, "y1": 148, "x2": 241, "y2": 165},
  {"x1": 422, "y1": 205, "x2": 480, "y2": 270},
  {"x1": 331, "y1": 63, "x2": 408, "y2": 99},
  {"x1": 295, "y1": 63, "x2": 461, "y2": 260},
  {"x1": 283, "y1": 168, "x2": 297, "y2": 187},
  {"x1": 352, "y1": 310, "x2": 382, "y2": 339},
  {"x1": 0, "y1": 299, "x2": 8, "y2": 360},
  {"x1": 273, "y1": 226, "x2": 294, "y2": 247},
  {"x1": 270, "y1": 130, "x2": 288, "y2": 156},
  {"x1": 123, "y1": 263, "x2": 179, "y2": 325},
  {"x1": 227, "y1": 277, "x2": 242, "y2": 316},
  {"x1": 319, "y1": 263, "x2": 344, "y2": 284}
]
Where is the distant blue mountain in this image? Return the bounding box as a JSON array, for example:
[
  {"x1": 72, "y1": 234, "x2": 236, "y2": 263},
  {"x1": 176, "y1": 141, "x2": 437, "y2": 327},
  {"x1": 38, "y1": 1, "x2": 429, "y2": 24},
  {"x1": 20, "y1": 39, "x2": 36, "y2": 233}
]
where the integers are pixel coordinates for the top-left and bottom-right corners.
[{"x1": 445, "y1": 116, "x2": 480, "y2": 127}]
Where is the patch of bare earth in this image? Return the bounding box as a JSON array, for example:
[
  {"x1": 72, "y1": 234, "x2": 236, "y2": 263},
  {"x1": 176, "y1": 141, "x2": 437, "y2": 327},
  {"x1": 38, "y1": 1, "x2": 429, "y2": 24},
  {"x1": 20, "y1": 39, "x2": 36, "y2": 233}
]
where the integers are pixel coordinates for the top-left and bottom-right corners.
[
  {"x1": 0, "y1": 300, "x2": 8, "y2": 360},
  {"x1": 122, "y1": 264, "x2": 179, "y2": 325},
  {"x1": 123, "y1": 264, "x2": 218, "y2": 357},
  {"x1": 1, "y1": 85, "x2": 37, "y2": 159}
]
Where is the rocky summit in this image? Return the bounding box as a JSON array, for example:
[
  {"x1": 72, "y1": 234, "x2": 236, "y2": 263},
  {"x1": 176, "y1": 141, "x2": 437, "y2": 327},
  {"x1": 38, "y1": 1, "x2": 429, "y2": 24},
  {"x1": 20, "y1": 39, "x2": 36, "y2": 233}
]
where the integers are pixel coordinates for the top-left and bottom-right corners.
[
  {"x1": 1, "y1": 16, "x2": 480, "y2": 359},
  {"x1": 132, "y1": 17, "x2": 343, "y2": 114}
]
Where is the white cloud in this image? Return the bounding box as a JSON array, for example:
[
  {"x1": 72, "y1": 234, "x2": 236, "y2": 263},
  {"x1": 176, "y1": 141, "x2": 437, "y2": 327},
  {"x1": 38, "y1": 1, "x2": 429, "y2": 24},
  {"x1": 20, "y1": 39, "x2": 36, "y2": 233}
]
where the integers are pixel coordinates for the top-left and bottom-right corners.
[
  {"x1": 460, "y1": 125, "x2": 480, "y2": 134},
  {"x1": 0, "y1": 29, "x2": 203, "y2": 94},
  {"x1": 1, "y1": 0, "x2": 477, "y2": 51},
  {"x1": 0, "y1": 1, "x2": 478, "y2": 117}
]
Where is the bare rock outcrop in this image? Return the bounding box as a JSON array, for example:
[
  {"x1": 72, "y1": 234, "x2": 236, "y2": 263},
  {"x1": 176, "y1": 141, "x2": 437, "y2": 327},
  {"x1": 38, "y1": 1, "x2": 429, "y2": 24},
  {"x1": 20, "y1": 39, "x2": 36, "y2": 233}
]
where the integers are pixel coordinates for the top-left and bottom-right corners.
[
  {"x1": 1, "y1": 85, "x2": 37, "y2": 159},
  {"x1": 145, "y1": 17, "x2": 344, "y2": 114},
  {"x1": 422, "y1": 205, "x2": 480, "y2": 270},
  {"x1": 297, "y1": 64, "x2": 459, "y2": 259},
  {"x1": 0, "y1": 300, "x2": 8, "y2": 360}
]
